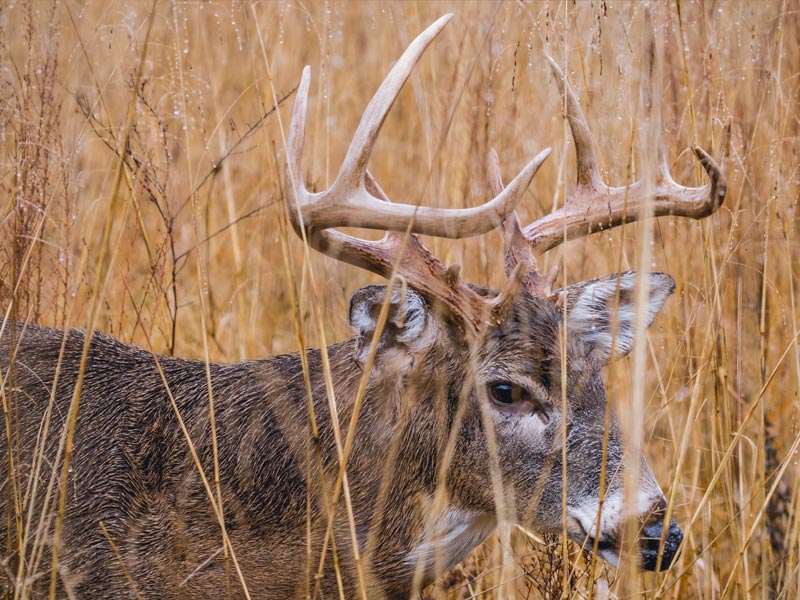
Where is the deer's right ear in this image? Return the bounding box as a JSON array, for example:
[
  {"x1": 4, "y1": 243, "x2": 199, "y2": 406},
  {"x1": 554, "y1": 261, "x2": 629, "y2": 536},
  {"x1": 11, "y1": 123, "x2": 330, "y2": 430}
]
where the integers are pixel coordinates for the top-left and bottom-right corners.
[{"x1": 348, "y1": 285, "x2": 438, "y2": 368}]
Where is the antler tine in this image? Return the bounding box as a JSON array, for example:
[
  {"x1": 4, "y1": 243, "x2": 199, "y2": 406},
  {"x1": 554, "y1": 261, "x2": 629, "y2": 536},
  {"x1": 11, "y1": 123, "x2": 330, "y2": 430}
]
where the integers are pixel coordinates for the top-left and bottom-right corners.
[
  {"x1": 487, "y1": 148, "x2": 543, "y2": 296},
  {"x1": 285, "y1": 65, "x2": 311, "y2": 207},
  {"x1": 545, "y1": 56, "x2": 602, "y2": 189},
  {"x1": 641, "y1": 5, "x2": 670, "y2": 182},
  {"x1": 336, "y1": 13, "x2": 454, "y2": 191},
  {"x1": 488, "y1": 261, "x2": 530, "y2": 323},
  {"x1": 693, "y1": 144, "x2": 727, "y2": 203},
  {"x1": 518, "y1": 12, "x2": 728, "y2": 255}
]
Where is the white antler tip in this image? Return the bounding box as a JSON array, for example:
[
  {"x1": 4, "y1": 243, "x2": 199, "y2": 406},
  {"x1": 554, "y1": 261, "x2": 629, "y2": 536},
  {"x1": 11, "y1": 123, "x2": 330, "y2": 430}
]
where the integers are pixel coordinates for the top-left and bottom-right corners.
[
  {"x1": 423, "y1": 13, "x2": 455, "y2": 39},
  {"x1": 538, "y1": 147, "x2": 553, "y2": 162},
  {"x1": 296, "y1": 66, "x2": 312, "y2": 102},
  {"x1": 523, "y1": 147, "x2": 552, "y2": 179},
  {"x1": 438, "y1": 13, "x2": 456, "y2": 26},
  {"x1": 515, "y1": 147, "x2": 552, "y2": 190}
]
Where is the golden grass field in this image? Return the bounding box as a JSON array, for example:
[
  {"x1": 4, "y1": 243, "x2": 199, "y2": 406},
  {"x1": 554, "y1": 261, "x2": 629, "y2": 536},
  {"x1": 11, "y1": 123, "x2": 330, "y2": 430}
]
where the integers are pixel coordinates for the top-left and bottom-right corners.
[{"x1": 1, "y1": 0, "x2": 799, "y2": 598}]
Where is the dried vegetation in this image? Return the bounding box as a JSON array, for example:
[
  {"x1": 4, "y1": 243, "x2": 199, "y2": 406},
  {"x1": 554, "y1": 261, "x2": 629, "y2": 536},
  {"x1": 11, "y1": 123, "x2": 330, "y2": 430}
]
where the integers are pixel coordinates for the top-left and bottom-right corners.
[{"x1": 1, "y1": 1, "x2": 799, "y2": 598}]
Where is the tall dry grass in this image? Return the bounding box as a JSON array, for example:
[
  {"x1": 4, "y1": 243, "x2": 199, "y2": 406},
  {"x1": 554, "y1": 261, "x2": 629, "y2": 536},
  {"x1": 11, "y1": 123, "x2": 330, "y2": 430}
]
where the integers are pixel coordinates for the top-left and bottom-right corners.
[{"x1": 1, "y1": 0, "x2": 798, "y2": 598}]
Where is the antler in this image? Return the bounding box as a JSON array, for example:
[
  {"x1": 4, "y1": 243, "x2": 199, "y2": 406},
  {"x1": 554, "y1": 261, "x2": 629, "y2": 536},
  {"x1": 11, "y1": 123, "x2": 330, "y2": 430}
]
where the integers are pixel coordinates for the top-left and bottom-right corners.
[
  {"x1": 285, "y1": 14, "x2": 549, "y2": 332},
  {"x1": 499, "y1": 7, "x2": 728, "y2": 286}
]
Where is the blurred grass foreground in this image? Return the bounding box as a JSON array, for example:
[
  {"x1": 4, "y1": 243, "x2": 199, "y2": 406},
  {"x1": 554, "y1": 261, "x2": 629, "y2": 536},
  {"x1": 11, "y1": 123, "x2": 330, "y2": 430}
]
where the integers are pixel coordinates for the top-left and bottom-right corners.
[{"x1": 1, "y1": 1, "x2": 799, "y2": 598}]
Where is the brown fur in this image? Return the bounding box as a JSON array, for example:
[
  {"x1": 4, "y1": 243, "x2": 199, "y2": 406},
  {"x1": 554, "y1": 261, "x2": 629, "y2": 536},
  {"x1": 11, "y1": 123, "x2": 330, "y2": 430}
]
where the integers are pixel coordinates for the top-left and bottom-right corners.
[{"x1": 1, "y1": 277, "x2": 677, "y2": 599}]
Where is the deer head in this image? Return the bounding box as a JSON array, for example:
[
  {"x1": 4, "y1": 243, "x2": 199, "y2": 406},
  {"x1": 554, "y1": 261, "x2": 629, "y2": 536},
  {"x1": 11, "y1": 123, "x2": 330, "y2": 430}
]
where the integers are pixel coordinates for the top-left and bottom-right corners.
[{"x1": 284, "y1": 11, "x2": 725, "y2": 583}]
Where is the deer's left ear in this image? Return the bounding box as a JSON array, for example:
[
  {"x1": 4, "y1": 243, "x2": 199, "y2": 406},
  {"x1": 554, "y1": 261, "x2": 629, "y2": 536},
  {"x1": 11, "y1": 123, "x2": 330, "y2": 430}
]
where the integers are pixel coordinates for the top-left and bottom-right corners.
[
  {"x1": 348, "y1": 284, "x2": 438, "y2": 369},
  {"x1": 551, "y1": 271, "x2": 675, "y2": 364}
]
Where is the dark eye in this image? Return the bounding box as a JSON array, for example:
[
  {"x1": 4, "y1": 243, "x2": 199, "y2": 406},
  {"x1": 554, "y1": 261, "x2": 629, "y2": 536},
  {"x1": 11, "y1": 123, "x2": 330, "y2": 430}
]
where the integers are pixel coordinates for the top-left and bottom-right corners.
[
  {"x1": 488, "y1": 382, "x2": 524, "y2": 405},
  {"x1": 487, "y1": 381, "x2": 550, "y2": 424}
]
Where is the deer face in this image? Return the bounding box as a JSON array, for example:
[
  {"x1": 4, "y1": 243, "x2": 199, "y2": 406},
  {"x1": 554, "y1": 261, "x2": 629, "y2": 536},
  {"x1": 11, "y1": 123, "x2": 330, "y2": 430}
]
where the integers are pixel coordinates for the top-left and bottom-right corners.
[
  {"x1": 349, "y1": 271, "x2": 682, "y2": 573},
  {"x1": 291, "y1": 11, "x2": 722, "y2": 581},
  {"x1": 459, "y1": 271, "x2": 682, "y2": 571}
]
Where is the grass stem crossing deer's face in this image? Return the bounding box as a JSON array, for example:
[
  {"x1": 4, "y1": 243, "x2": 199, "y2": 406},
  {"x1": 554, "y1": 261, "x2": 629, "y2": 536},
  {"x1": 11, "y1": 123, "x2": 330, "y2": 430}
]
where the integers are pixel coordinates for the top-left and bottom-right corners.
[
  {"x1": 1, "y1": 10, "x2": 726, "y2": 600},
  {"x1": 284, "y1": 10, "x2": 724, "y2": 584},
  {"x1": 348, "y1": 273, "x2": 681, "y2": 579}
]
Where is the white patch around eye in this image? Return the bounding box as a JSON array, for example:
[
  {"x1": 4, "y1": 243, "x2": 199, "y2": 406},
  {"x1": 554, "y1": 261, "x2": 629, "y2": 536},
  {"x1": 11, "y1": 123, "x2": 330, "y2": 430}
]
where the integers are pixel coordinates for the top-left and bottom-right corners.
[
  {"x1": 405, "y1": 506, "x2": 496, "y2": 578},
  {"x1": 493, "y1": 409, "x2": 551, "y2": 438}
]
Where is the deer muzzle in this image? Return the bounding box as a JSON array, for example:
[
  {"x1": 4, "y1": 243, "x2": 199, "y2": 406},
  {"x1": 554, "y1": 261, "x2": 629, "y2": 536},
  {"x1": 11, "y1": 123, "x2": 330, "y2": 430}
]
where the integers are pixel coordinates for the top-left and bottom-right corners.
[
  {"x1": 638, "y1": 497, "x2": 683, "y2": 571},
  {"x1": 639, "y1": 516, "x2": 683, "y2": 571}
]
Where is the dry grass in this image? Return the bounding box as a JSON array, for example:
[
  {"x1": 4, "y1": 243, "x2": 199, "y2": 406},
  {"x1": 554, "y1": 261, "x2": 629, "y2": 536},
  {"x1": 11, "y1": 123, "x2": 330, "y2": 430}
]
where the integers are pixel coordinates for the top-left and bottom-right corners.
[{"x1": 1, "y1": 0, "x2": 799, "y2": 598}]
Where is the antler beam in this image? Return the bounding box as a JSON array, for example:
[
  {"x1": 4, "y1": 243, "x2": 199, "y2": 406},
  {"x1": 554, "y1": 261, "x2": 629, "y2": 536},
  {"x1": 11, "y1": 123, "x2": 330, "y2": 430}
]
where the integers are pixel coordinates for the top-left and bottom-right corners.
[{"x1": 286, "y1": 14, "x2": 549, "y2": 240}]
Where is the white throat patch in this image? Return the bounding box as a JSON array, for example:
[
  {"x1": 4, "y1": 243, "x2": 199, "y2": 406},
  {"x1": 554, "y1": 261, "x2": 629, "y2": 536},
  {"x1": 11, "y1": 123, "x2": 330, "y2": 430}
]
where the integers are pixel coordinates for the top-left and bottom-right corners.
[{"x1": 405, "y1": 506, "x2": 496, "y2": 578}]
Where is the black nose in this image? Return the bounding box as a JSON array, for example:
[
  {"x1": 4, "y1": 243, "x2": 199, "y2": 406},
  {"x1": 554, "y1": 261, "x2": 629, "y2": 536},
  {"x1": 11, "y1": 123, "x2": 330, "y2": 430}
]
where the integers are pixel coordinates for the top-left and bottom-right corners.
[{"x1": 639, "y1": 519, "x2": 683, "y2": 571}]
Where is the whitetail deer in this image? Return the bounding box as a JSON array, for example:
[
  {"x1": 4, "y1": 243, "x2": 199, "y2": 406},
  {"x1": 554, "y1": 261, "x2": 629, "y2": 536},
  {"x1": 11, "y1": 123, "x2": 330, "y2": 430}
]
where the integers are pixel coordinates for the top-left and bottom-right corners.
[{"x1": 1, "y1": 12, "x2": 725, "y2": 600}]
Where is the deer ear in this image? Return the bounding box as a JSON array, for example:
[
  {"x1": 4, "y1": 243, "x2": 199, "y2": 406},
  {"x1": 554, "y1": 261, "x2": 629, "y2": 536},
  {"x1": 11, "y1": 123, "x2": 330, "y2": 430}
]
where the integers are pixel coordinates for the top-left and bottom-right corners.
[
  {"x1": 348, "y1": 284, "x2": 437, "y2": 368},
  {"x1": 552, "y1": 272, "x2": 675, "y2": 364}
]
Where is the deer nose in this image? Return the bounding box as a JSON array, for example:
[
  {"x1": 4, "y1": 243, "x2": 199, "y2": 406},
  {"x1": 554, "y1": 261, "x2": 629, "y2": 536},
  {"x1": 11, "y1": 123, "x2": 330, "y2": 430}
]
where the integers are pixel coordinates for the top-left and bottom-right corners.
[{"x1": 639, "y1": 518, "x2": 683, "y2": 571}]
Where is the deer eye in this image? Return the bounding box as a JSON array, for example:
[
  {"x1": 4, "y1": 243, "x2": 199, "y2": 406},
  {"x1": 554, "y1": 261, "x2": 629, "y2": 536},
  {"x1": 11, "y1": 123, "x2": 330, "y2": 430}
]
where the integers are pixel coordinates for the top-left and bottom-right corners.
[
  {"x1": 488, "y1": 382, "x2": 524, "y2": 405},
  {"x1": 487, "y1": 381, "x2": 549, "y2": 423}
]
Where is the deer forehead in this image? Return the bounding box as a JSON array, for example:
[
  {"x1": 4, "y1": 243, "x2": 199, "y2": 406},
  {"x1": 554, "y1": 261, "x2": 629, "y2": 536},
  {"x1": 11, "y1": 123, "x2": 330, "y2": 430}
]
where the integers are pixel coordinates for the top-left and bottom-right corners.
[{"x1": 478, "y1": 298, "x2": 561, "y2": 355}]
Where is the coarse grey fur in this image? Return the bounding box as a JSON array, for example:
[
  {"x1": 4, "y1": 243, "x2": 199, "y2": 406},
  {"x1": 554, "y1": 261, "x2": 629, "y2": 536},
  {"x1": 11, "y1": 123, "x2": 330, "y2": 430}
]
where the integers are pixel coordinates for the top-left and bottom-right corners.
[{"x1": 1, "y1": 272, "x2": 680, "y2": 599}]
